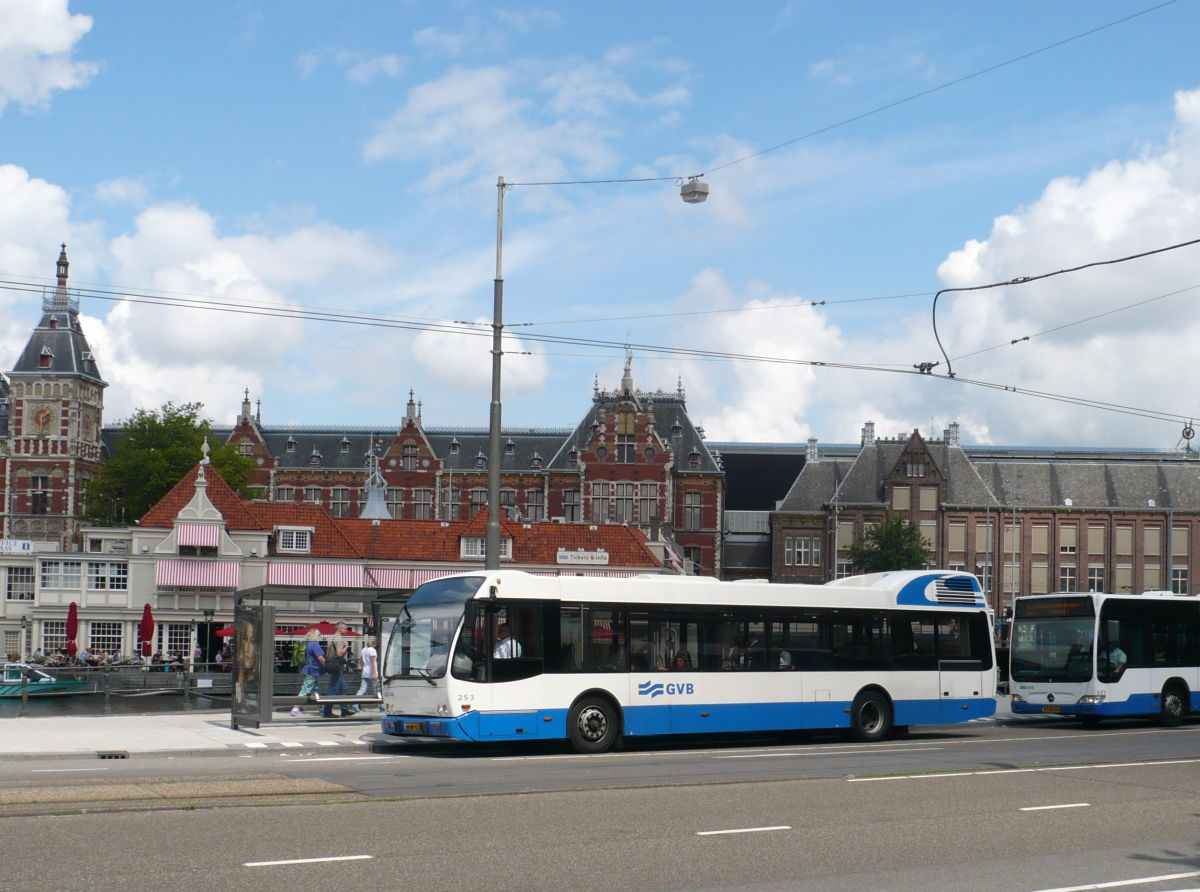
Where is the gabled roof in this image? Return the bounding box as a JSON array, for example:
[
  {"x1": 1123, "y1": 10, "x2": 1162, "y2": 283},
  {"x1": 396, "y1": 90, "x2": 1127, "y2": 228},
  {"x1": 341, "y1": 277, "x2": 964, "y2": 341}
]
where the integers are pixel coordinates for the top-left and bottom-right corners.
[{"x1": 139, "y1": 466, "x2": 261, "y2": 530}]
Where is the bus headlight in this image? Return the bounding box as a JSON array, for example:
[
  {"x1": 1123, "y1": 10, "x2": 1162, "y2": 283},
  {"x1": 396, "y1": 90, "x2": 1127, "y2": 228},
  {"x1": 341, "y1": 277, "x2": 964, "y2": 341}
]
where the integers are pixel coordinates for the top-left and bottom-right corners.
[
  {"x1": 436, "y1": 703, "x2": 450, "y2": 717},
  {"x1": 1010, "y1": 693, "x2": 1024, "y2": 702},
  {"x1": 1077, "y1": 694, "x2": 1106, "y2": 704}
]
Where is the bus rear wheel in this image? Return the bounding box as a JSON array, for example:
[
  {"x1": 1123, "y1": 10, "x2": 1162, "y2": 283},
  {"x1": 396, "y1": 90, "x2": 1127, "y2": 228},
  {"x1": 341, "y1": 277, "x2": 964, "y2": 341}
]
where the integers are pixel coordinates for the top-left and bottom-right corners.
[
  {"x1": 850, "y1": 690, "x2": 891, "y2": 742},
  {"x1": 568, "y1": 696, "x2": 619, "y2": 754},
  {"x1": 1161, "y1": 685, "x2": 1188, "y2": 727},
  {"x1": 1078, "y1": 715, "x2": 1102, "y2": 728}
]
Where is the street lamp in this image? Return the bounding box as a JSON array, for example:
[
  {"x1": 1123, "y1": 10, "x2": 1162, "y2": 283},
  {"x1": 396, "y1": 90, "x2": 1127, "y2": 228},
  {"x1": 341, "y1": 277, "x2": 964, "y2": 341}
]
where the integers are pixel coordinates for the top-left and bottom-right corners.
[
  {"x1": 20, "y1": 616, "x2": 27, "y2": 660},
  {"x1": 484, "y1": 175, "x2": 709, "y2": 570}
]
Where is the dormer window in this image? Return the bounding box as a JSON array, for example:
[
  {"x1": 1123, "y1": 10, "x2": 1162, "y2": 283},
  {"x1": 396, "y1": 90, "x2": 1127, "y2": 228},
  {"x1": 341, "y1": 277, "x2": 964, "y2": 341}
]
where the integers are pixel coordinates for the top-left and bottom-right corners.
[
  {"x1": 475, "y1": 451, "x2": 487, "y2": 469},
  {"x1": 276, "y1": 528, "x2": 312, "y2": 553},
  {"x1": 310, "y1": 448, "x2": 322, "y2": 465},
  {"x1": 671, "y1": 419, "x2": 682, "y2": 437},
  {"x1": 905, "y1": 462, "x2": 924, "y2": 477},
  {"x1": 505, "y1": 438, "x2": 515, "y2": 455},
  {"x1": 568, "y1": 448, "x2": 578, "y2": 465},
  {"x1": 39, "y1": 346, "x2": 52, "y2": 368},
  {"x1": 530, "y1": 452, "x2": 542, "y2": 469},
  {"x1": 460, "y1": 536, "x2": 511, "y2": 560},
  {"x1": 340, "y1": 437, "x2": 351, "y2": 453},
  {"x1": 688, "y1": 449, "x2": 701, "y2": 468},
  {"x1": 449, "y1": 438, "x2": 461, "y2": 455},
  {"x1": 48, "y1": 316, "x2": 58, "y2": 330},
  {"x1": 285, "y1": 437, "x2": 296, "y2": 453}
]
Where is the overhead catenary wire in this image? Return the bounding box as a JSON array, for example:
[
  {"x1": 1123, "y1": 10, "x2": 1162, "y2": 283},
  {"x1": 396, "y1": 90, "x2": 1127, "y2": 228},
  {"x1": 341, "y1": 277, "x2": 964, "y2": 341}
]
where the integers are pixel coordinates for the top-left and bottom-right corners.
[
  {"x1": 949, "y1": 280, "x2": 1200, "y2": 364},
  {"x1": 695, "y1": 1, "x2": 1180, "y2": 180},
  {"x1": 930, "y1": 235, "x2": 1200, "y2": 377},
  {"x1": 476, "y1": 3, "x2": 1181, "y2": 189},
  {"x1": 1, "y1": 275, "x2": 1195, "y2": 429}
]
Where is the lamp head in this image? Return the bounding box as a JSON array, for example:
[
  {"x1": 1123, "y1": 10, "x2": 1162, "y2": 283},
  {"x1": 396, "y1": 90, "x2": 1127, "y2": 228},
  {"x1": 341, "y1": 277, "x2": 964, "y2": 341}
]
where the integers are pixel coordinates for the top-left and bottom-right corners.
[{"x1": 680, "y1": 177, "x2": 709, "y2": 204}]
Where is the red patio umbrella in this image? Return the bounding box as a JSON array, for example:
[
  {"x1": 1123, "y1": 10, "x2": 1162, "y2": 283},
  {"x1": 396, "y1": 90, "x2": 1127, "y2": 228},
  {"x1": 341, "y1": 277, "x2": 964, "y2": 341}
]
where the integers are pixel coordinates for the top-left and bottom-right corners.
[
  {"x1": 214, "y1": 625, "x2": 236, "y2": 638},
  {"x1": 139, "y1": 603, "x2": 154, "y2": 657},
  {"x1": 65, "y1": 602, "x2": 78, "y2": 657},
  {"x1": 299, "y1": 621, "x2": 360, "y2": 637}
]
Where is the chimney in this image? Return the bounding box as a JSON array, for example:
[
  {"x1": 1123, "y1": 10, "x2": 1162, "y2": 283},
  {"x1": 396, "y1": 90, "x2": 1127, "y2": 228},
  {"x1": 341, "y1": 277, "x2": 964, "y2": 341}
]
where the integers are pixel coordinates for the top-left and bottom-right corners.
[
  {"x1": 948, "y1": 421, "x2": 960, "y2": 446},
  {"x1": 861, "y1": 421, "x2": 875, "y2": 446},
  {"x1": 806, "y1": 437, "x2": 819, "y2": 463},
  {"x1": 650, "y1": 515, "x2": 660, "y2": 541}
]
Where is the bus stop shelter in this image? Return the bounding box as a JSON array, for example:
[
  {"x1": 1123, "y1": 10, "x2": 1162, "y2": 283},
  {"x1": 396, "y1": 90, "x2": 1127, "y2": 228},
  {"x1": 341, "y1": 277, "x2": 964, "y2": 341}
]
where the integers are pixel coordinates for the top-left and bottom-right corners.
[{"x1": 230, "y1": 583, "x2": 411, "y2": 729}]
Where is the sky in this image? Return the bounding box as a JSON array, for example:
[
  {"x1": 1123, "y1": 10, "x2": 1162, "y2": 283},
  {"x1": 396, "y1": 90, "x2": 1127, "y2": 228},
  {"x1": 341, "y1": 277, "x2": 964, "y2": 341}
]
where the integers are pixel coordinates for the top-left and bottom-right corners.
[{"x1": 3, "y1": 1, "x2": 1200, "y2": 449}]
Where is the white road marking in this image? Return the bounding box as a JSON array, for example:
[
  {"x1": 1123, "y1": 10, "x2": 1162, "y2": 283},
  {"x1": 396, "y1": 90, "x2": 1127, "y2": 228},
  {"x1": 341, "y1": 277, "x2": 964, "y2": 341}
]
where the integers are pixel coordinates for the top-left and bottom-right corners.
[
  {"x1": 696, "y1": 825, "x2": 792, "y2": 837},
  {"x1": 31, "y1": 767, "x2": 109, "y2": 773},
  {"x1": 279, "y1": 741, "x2": 303, "y2": 748},
  {"x1": 317, "y1": 741, "x2": 340, "y2": 747},
  {"x1": 245, "y1": 855, "x2": 373, "y2": 868},
  {"x1": 1032, "y1": 869, "x2": 1200, "y2": 892},
  {"x1": 1019, "y1": 802, "x2": 1090, "y2": 812},
  {"x1": 847, "y1": 757, "x2": 1200, "y2": 782},
  {"x1": 286, "y1": 756, "x2": 395, "y2": 763},
  {"x1": 245, "y1": 742, "x2": 268, "y2": 749},
  {"x1": 716, "y1": 745, "x2": 944, "y2": 759}
]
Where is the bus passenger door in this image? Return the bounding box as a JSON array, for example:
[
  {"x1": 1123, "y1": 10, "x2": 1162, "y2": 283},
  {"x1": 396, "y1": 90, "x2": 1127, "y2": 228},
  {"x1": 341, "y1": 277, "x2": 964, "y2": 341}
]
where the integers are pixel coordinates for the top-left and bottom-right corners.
[{"x1": 938, "y1": 660, "x2": 982, "y2": 722}]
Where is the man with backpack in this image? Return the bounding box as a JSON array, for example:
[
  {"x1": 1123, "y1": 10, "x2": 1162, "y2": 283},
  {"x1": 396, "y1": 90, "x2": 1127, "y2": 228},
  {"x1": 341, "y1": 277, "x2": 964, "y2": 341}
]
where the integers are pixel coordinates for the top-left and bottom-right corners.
[{"x1": 322, "y1": 622, "x2": 353, "y2": 718}]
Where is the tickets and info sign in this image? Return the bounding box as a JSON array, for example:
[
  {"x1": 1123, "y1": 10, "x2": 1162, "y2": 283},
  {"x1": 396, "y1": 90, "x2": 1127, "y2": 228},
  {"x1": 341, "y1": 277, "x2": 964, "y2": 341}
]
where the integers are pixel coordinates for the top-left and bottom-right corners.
[{"x1": 556, "y1": 548, "x2": 610, "y2": 566}]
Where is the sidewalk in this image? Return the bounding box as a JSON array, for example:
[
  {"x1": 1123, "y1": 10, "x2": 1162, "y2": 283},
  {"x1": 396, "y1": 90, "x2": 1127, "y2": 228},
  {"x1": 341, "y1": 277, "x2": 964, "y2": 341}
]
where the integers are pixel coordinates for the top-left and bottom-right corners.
[{"x1": 0, "y1": 710, "x2": 385, "y2": 760}]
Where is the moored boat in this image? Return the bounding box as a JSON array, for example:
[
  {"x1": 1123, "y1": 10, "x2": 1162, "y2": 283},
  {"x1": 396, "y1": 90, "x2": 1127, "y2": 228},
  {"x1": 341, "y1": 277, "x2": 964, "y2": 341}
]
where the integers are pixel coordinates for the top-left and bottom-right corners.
[{"x1": 0, "y1": 663, "x2": 93, "y2": 697}]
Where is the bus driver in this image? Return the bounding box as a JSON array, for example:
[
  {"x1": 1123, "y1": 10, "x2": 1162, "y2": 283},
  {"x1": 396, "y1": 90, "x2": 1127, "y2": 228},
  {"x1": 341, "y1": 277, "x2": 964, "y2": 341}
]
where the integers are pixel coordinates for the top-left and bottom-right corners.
[{"x1": 494, "y1": 622, "x2": 523, "y2": 659}]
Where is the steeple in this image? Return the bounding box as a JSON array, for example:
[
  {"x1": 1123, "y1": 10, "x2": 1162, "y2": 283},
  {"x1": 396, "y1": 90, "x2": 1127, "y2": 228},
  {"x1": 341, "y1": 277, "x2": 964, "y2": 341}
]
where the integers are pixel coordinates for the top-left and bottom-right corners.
[
  {"x1": 240, "y1": 388, "x2": 253, "y2": 424},
  {"x1": 620, "y1": 345, "x2": 634, "y2": 395},
  {"x1": 45, "y1": 244, "x2": 78, "y2": 313}
]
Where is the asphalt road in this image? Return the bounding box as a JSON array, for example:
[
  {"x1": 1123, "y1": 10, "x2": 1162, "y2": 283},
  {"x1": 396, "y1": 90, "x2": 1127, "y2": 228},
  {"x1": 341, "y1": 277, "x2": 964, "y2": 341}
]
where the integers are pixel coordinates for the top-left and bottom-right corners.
[{"x1": 3, "y1": 717, "x2": 1199, "y2": 891}]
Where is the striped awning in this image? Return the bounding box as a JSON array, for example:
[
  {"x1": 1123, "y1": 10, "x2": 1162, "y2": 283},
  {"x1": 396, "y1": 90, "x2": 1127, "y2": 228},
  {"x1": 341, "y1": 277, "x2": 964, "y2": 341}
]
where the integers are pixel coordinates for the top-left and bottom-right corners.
[
  {"x1": 268, "y1": 562, "x2": 364, "y2": 587},
  {"x1": 156, "y1": 559, "x2": 239, "y2": 589},
  {"x1": 177, "y1": 523, "x2": 221, "y2": 547},
  {"x1": 363, "y1": 567, "x2": 458, "y2": 588}
]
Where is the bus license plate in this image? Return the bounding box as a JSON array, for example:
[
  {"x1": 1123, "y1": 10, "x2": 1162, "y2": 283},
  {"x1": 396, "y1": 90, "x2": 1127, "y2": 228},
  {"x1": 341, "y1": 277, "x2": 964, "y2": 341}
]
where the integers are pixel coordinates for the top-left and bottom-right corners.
[
  {"x1": 1042, "y1": 705, "x2": 1062, "y2": 714},
  {"x1": 403, "y1": 721, "x2": 424, "y2": 733}
]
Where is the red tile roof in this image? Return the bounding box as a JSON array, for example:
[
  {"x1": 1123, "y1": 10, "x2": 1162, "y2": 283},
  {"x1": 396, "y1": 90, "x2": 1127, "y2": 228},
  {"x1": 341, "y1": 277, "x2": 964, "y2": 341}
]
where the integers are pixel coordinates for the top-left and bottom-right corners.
[{"x1": 140, "y1": 466, "x2": 662, "y2": 569}]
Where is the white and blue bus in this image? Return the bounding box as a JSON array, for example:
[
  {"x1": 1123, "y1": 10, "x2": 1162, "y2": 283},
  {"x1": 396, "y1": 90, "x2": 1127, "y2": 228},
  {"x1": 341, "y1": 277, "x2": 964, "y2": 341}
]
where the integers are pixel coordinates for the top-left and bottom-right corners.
[
  {"x1": 380, "y1": 569, "x2": 996, "y2": 753},
  {"x1": 1010, "y1": 592, "x2": 1200, "y2": 725}
]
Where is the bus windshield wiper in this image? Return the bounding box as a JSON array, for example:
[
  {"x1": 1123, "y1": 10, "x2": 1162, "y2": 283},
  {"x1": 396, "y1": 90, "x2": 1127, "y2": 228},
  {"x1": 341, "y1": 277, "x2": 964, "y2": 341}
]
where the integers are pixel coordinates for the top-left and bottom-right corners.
[
  {"x1": 383, "y1": 666, "x2": 437, "y2": 685},
  {"x1": 410, "y1": 666, "x2": 437, "y2": 686}
]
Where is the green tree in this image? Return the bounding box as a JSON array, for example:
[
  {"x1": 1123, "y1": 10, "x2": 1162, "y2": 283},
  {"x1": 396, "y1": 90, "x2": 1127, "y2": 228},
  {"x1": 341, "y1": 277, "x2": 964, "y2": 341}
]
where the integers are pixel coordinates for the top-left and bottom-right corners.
[
  {"x1": 847, "y1": 514, "x2": 931, "y2": 573},
  {"x1": 86, "y1": 402, "x2": 254, "y2": 524}
]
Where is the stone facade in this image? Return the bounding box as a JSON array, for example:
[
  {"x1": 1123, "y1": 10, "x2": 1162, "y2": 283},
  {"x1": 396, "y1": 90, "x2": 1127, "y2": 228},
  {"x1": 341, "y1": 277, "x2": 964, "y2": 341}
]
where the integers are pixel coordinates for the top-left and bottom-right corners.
[{"x1": 773, "y1": 422, "x2": 1200, "y2": 615}]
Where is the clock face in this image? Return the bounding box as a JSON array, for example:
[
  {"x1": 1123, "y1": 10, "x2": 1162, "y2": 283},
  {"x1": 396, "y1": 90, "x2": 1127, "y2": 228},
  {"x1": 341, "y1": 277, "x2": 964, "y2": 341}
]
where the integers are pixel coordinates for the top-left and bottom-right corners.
[{"x1": 26, "y1": 403, "x2": 55, "y2": 436}]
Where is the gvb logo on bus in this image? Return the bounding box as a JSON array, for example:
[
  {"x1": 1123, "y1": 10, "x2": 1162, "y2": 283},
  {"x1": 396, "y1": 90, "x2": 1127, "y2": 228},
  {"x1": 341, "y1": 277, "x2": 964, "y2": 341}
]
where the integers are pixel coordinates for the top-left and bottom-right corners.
[{"x1": 637, "y1": 680, "x2": 695, "y2": 699}]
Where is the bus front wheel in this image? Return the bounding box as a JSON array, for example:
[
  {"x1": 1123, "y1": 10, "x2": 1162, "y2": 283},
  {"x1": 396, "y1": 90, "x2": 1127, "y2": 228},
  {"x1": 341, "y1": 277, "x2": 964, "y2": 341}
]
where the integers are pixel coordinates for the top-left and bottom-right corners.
[
  {"x1": 1161, "y1": 685, "x2": 1188, "y2": 727},
  {"x1": 850, "y1": 690, "x2": 891, "y2": 742},
  {"x1": 568, "y1": 696, "x2": 619, "y2": 754}
]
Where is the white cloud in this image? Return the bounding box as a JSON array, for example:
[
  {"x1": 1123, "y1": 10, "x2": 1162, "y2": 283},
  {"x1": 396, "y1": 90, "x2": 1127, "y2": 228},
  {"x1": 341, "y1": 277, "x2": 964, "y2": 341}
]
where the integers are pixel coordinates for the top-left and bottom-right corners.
[
  {"x1": 94, "y1": 176, "x2": 150, "y2": 206},
  {"x1": 0, "y1": 0, "x2": 97, "y2": 114},
  {"x1": 493, "y1": 9, "x2": 564, "y2": 32},
  {"x1": 364, "y1": 51, "x2": 690, "y2": 189},
  {"x1": 295, "y1": 49, "x2": 405, "y2": 84},
  {"x1": 411, "y1": 320, "x2": 549, "y2": 396}
]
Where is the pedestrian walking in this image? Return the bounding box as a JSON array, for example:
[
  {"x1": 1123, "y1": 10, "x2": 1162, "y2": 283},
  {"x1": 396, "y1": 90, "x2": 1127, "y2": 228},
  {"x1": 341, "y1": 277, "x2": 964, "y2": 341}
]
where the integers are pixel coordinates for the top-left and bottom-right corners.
[
  {"x1": 290, "y1": 628, "x2": 325, "y2": 717},
  {"x1": 355, "y1": 634, "x2": 380, "y2": 712},
  {"x1": 322, "y1": 622, "x2": 352, "y2": 718}
]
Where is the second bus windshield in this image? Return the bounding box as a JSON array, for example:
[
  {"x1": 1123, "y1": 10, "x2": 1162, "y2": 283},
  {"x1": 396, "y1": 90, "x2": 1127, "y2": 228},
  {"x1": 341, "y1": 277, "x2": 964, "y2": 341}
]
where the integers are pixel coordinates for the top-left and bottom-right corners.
[{"x1": 1012, "y1": 596, "x2": 1095, "y2": 683}]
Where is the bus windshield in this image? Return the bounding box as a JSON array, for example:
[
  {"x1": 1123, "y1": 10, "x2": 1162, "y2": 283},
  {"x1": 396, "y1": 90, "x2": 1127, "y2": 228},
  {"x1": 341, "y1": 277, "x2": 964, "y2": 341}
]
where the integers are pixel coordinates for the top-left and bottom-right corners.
[
  {"x1": 384, "y1": 576, "x2": 484, "y2": 681},
  {"x1": 1011, "y1": 596, "x2": 1096, "y2": 683}
]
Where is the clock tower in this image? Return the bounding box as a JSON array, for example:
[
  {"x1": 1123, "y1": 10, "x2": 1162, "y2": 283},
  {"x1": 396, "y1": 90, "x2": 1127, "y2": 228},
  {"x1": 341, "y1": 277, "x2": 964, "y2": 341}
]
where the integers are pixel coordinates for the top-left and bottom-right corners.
[{"x1": 2, "y1": 245, "x2": 106, "y2": 546}]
